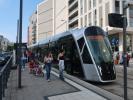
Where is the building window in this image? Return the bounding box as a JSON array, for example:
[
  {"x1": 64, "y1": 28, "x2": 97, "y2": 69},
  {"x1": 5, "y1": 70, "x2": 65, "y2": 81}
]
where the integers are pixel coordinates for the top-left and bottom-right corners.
[
  {"x1": 115, "y1": 1, "x2": 120, "y2": 14},
  {"x1": 88, "y1": 13, "x2": 92, "y2": 26},
  {"x1": 84, "y1": 0, "x2": 87, "y2": 13},
  {"x1": 105, "y1": 2, "x2": 110, "y2": 26},
  {"x1": 129, "y1": 6, "x2": 133, "y2": 27},
  {"x1": 99, "y1": 6, "x2": 103, "y2": 27},
  {"x1": 93, "y1": 0, "x2": 96, "y2": 8},
  {"x1": 80, "y1": 0, "x2": 83, "y2": 15},
  {"x1": 81, "y1": 17, "x2": 83, "y2": 27},
  {"x1": 94, "y1": 9, "x2": 97, "y2": 25},
  {"x1": 88, "y1": 0, "x2": 91, "y2": 10},
  {"x1": 84, "y1": 15, "x2": 87, "y2": 27},
  {"x1": 108, "y1": 34, "x2": 119, "y2": 52}
]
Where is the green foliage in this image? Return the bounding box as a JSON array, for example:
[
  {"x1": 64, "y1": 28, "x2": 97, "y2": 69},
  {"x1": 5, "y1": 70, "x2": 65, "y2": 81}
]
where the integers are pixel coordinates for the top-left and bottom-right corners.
[{"x1": 7, "y1": 45, "x2": 14, "y2": 51}]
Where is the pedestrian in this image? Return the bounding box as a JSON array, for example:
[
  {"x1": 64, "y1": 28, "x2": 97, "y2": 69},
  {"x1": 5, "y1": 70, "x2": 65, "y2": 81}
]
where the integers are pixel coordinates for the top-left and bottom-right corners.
[
  {"x1": 21, "y1": 53, "x2": 26, "y2": 70},
  {"x1": 44, "y1": 52, "x2": 53, "y2": 82},
  {"x1": 58, "y1": 49, "x2": 65, "y2": 80},
  {"x1": 127, "y1": 53, "x2": 130, "y2": 67},
  {"x1": 26, "y1": 50, "x2": 32, "y2": 62},
  {"x1": 120, "y1": 52, "x2": 123, "y2": 65},
  {"x1": 115, "y1": 52, "x2": 120, "y2": 64}
]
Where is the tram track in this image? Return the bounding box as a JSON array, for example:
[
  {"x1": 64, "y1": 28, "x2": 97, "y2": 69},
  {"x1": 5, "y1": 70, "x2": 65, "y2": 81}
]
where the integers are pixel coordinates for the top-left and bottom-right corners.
[{"x1": 90, "y1": 68, "x2": 133, "y2": 100}]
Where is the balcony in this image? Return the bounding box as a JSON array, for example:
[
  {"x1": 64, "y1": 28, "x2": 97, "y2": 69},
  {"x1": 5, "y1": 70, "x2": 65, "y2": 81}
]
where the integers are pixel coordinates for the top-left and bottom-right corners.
[
  {"x1": 69, "y1": 20, "x2": 78, "y2": 29},
  {"x1": 69, "y1": 7, "x2": 78, "y2": 17},
  {"x1": 69, "y1": 16, "x2": 78, "y2": 25},
  {"x1": 69, "y1": 0, "x2": 78, "y2": 9},
  {"x1": 69, "y1": 1, "x2": 78, "y2": 13}
]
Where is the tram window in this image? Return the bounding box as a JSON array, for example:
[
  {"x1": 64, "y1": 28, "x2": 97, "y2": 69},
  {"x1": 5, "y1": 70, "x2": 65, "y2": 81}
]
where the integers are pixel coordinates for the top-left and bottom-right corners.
[
  {"x1": 77, "y1": 37, "x2": 85, "y2": 51},
  {"x1": 82, "y1": 45, "x2": 93, "y2": 64}
]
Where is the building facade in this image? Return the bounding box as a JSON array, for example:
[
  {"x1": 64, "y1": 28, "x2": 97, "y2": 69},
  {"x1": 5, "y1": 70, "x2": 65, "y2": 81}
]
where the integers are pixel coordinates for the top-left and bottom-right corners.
[
  {"x1": 54, "y1": 0, "x2": 68, "y2": 34},
  {"x1": 28, "y1": 11, "x2": 37, "y2": 46},
  {"x1": 37, "y1": 0, "x2": 53, "y2": 42},
  {"x1": 68, "y1": 0, "x2": 133, "y2": 53},
  {"x1": 36, "y1": 0, "x2": 68, "y2": 42},
  {"x1": 68, "y1": 0, "x2": 78, "y2": 29},
  {"x1": 29, "y1": 0, "x2": 133, "y2": 53}
]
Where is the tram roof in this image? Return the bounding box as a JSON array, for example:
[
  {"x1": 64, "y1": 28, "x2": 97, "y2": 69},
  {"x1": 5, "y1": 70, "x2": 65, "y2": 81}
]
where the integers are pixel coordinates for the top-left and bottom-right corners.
[
  {"x1": 28, "y1": 26, "x2": 106, "y2": 48},
  {"x1": 37, "y1": 27, "x2": 86, "y2": 46}
]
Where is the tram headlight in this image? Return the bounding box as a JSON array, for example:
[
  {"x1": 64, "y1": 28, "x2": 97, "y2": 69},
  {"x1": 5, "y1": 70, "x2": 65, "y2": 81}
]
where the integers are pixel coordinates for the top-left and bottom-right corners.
[
  {"x1": 113, "y1": 65, "x2": 116, "y2": 74},
  {"x1": 98, "y1": 65, "x2": 102, "y2": 76}
]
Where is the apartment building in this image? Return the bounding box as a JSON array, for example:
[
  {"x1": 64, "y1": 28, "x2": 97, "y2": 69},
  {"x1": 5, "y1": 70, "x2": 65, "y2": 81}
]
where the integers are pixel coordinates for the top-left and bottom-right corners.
[
  {"x1": 68, "y1": 0, "x2": 133, "y2": 53},
  {"x1": 54, "y1": 0, "x2": 68, "y2": 34},
  {"x1": 68, "y1": 0, "x2": 78, "y2": 29},
  {"x1": 37, "y1": 0, "x2": 53, "y2": 42},
  {"x1": 28, "y1": 11, "x2": 37, "y2": 45},
  {"x1": 36, "y1": 0, "x2": 68, "y2": 42},
  {"x1": 32, "y1": 0, "x2": 133, "y2": 52}
]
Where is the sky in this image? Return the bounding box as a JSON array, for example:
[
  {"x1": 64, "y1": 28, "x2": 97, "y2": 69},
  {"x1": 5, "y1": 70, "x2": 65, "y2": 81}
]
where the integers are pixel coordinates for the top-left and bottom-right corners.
[{"x1": 0, "y1": 0, "x2": 43, "y2": 42}]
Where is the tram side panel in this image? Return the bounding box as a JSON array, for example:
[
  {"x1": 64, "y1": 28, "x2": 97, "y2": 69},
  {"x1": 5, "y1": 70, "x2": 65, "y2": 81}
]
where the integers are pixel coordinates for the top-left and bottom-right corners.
[
  {"x1": 76, "y1": 37, "x2": 100, "y2": 81},
  {"x1": 57, "y1": 35, "x2": 85, "y2": 78}
]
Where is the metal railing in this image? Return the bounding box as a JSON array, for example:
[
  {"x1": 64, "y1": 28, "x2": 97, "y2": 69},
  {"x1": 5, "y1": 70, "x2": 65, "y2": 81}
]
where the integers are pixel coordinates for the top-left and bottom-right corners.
[{"x1": 0, "y1": 56, "x2": 12, "y2": 100}]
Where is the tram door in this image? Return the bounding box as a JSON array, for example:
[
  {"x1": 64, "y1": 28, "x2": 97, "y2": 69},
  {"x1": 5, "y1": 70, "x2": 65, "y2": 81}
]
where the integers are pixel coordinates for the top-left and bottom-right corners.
[
  {"x1": 58, "y1": 35, "x2": 84, "y2": 78},
  {"x1": 77, "y1": 37, "x2": 99, "y2": 81}
]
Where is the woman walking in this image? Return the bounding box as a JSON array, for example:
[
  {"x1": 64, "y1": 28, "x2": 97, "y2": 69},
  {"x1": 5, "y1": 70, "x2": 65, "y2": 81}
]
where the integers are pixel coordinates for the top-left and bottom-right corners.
[
  {"x1": 44, "y1": 52, "x2": 53, "y2": 82},
  {"x1": 58, "y1": 49, "x2": 65, "y2": 80}
]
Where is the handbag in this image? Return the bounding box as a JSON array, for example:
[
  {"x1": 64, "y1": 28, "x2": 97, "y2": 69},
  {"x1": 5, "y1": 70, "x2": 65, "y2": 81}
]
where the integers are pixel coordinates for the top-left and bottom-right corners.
[{"x1": 42, "y1": 64, "x2": 45, "y2": 69}]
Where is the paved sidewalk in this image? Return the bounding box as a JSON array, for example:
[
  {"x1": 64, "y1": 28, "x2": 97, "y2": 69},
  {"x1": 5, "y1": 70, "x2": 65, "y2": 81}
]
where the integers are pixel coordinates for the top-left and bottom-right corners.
[
  {"x1": 4, "y1": 68, "x2": 78, "y2": 100},
  {"x1": 3, "y1": 67, "x2": 107, "y2": 100}
]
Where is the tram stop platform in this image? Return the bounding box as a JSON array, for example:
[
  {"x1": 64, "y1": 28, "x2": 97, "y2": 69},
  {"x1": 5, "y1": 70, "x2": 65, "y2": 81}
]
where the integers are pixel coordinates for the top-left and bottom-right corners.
[{"x1": 4, "y1": 66, "x2": 123, "y2": 100}]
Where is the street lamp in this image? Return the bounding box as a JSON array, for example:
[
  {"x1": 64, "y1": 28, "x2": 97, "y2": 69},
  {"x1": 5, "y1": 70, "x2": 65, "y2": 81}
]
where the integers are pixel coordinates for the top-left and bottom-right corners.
[
  {"x1": 108, "y1": 1, "x2": 133, "y2": 100},
  {"x1": 61, "y1": 19, "x2": 67, "y2": 31},
  {"x1": 123, "y1": 1, "x2": 133, "y2": 100}
]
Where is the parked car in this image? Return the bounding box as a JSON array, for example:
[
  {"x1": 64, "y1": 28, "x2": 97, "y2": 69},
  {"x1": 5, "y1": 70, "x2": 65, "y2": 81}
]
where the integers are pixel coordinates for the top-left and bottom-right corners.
[{"x1": 0, "y1": 53, "x2": 10, "y2": 67}]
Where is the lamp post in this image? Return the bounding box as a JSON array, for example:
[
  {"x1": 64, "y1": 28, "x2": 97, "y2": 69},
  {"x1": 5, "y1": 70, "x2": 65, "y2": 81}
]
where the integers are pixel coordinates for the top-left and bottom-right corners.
[
  {"x1": 18, "y1": 0, "x2": 23, "y2": 88},
  {"x1": 123, "y1": 1, "x2": 133, "y2": 100},
  {"x1": 123, "y1": 10, "x2": 127, "y2": 100}
]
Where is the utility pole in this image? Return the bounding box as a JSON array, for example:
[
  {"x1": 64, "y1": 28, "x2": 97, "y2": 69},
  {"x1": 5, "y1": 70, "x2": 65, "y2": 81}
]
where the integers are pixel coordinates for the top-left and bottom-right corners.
[
  {"x1": 18, "y1": 0, "x2": 23, "y2": 88},
  {"x1": 122, "y1": 1, "x2": 133, "y2": 99},
  {"x1": 123, "y1": 12, "x2": 127, "y2": 100},
  {"x1": 108, "y1": 1, "x2": 133, "y2": 100}
]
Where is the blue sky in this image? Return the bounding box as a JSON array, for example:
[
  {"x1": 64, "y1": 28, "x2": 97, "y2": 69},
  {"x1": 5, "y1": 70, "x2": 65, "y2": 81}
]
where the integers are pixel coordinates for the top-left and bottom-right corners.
[{"x1": 0, "y1": 0, "x2": 43, "y2": 42}]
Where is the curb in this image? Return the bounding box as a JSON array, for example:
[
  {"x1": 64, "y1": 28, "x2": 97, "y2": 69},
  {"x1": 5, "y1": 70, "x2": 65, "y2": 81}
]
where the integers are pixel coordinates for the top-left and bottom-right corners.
[{"x1": 52, "y1": 68, "x2": 124, "y2": 100}]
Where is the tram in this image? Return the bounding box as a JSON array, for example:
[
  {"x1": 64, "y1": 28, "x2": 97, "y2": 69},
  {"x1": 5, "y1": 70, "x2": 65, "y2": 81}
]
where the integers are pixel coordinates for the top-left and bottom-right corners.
[{"x1": 29, "y1": 26, "x2": 116, "y2": 82}]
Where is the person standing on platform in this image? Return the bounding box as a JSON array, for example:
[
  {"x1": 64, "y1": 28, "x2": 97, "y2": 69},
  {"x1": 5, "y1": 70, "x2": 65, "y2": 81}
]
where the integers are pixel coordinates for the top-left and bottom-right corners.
[
  {"x1": 115, "y1": 52, "x2": 120, "y2": 64},
  {"x1": 21, "y1": 53, "x2": 26, "y2": 70},
  {"x1": 44, "y1": 52, "x2": 53, "y2": 82},
  {"x1": 127, "y1": 53, "x2": 130, "y2": 67},
  {"x1": 58, "y1": 49, "x2": 65, "y2": 80}
]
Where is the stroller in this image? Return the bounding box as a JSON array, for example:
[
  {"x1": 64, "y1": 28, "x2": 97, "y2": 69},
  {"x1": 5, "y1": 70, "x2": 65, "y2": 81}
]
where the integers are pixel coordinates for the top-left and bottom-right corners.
[
  {"x1": 29, "y1": 59, "x2": 44, "y2": 76},
  {"x1": 33, "y1": 61, "x2": 44, "y2": 76}
]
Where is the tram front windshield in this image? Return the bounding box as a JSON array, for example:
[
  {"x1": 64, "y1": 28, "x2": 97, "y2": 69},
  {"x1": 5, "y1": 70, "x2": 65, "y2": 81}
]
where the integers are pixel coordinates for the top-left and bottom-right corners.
[{"x1": 86, "y1": 35, "x2": 113, "y2": 65}]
